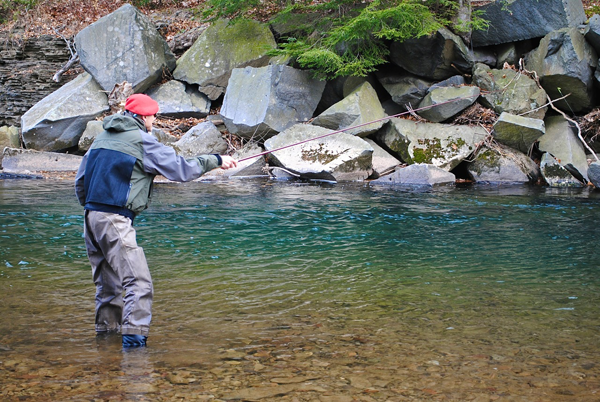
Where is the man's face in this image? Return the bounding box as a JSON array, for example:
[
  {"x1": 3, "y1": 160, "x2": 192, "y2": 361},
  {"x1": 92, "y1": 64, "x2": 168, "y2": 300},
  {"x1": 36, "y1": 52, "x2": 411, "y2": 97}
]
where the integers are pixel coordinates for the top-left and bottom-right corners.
[{"x1": 142, "y1": 114, "x2": 156, "y2": 131}]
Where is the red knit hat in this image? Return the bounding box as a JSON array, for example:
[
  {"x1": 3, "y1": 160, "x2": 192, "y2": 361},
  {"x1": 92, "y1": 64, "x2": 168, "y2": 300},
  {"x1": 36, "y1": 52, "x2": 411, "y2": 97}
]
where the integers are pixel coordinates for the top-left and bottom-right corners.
[{"x1": 125, "y1": 94, "x2": 159, "y2": 116}]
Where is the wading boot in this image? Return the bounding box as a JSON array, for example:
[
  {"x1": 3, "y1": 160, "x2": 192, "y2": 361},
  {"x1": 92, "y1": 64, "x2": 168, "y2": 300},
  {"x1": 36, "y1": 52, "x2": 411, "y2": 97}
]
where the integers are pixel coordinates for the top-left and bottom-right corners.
[{"x1": 122, "y1": 334, "x2": 147, "y2": 348}]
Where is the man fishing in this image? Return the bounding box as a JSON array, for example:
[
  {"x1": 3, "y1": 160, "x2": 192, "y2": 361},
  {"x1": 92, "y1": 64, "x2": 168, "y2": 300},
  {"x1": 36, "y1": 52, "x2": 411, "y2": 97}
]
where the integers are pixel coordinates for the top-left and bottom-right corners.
[{"x1": 75, "y1": 93, "x2": 237, "y2": 348}]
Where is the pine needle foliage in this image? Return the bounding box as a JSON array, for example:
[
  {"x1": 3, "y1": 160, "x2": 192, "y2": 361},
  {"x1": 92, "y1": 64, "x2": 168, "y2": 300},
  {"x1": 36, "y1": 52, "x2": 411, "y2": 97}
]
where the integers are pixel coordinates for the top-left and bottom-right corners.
[{"x1": 270, "y1": 0, "x2": 441, "y2": 79}]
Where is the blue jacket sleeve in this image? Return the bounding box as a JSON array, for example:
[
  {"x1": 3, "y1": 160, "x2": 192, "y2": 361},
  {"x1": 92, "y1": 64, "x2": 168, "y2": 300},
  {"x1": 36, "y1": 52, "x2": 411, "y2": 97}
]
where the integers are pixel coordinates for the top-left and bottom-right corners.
[{"x1": 141, "y1": 132, "x2": 222, "y2": 182}]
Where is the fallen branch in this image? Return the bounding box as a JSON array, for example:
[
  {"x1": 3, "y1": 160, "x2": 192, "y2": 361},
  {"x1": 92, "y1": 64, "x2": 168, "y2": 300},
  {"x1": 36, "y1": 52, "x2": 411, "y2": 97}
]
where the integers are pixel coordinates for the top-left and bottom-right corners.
[
  {"x1": 52, "y1": 27, "x2": 79, "y2": 83},
  {"x1": 520, "y1": 65, "x2": 599, "y2": 163}
]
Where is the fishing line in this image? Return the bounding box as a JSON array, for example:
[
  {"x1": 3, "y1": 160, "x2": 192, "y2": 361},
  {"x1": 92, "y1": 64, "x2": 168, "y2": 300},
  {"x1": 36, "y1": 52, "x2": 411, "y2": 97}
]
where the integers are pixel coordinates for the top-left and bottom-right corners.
[{"x1": 237, "y1": 93, "x2": 481, "y2": 162}]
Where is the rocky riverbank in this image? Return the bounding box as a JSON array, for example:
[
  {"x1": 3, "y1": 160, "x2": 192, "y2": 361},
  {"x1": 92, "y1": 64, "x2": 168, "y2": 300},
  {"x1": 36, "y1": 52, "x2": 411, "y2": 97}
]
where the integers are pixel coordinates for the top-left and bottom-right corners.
[{"x1": 2, "y1": 0, "x2": 600, "y2": 188}]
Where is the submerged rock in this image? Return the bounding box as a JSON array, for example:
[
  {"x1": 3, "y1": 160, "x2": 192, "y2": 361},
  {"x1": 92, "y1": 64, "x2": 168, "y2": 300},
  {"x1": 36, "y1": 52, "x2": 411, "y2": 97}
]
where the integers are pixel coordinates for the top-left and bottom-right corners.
[{"x1": 371, "y1": 163, "x2": 456, "y2": 187}]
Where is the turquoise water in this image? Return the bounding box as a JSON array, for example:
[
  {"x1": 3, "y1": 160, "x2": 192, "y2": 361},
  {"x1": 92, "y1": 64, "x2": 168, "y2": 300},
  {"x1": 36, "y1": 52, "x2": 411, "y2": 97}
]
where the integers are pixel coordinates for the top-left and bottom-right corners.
[{"x1": 1, "y1": 179, "x2": 599, "y2": 400}]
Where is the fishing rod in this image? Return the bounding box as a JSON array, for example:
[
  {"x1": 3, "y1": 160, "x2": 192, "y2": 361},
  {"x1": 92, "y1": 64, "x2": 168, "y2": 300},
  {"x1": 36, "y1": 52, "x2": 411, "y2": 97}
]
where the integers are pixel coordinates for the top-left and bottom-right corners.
[{"x1": 237, "y1": 92, "x2": 481, "y2": 162}]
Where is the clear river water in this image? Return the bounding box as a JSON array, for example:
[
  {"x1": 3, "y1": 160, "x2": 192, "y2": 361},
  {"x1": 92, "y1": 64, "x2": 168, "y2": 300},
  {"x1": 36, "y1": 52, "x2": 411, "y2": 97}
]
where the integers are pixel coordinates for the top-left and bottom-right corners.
[{"x1": 0, "y1": 179, "x2": 599, "y2": 401}]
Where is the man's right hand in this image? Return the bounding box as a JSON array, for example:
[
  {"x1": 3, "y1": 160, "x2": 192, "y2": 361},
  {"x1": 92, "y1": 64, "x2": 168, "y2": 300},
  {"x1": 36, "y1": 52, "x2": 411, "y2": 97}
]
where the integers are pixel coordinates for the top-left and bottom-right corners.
[{"x1": 220, "y1": 155, "x2": 238, "y2": 169}]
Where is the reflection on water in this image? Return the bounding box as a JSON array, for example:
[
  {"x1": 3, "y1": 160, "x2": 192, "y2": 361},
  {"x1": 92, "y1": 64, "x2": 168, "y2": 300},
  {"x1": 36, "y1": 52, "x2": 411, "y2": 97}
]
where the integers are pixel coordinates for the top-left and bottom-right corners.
[{"x1": 1, "y1": 179, "x2": 599, "y2": 400}]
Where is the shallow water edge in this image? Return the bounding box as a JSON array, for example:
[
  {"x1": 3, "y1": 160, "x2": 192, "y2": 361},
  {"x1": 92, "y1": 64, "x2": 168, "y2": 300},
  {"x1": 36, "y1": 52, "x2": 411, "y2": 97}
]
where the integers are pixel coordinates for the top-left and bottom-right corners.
[{"x1": 1, "y1": 179, "x2": 599, "y2": 401}]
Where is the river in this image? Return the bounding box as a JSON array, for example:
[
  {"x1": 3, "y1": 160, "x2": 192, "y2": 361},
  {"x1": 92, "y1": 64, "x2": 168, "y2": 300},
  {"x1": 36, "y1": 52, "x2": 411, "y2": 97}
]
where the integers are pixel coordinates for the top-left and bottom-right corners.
[{"x1": 1, "y1": 179, "x2": 599, "y2": 401}]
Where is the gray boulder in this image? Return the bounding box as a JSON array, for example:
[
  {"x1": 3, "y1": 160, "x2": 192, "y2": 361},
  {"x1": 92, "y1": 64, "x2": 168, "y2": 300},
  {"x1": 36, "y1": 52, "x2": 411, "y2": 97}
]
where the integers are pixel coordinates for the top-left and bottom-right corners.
[
  {"x1": 492, "y1": 112, "x2": 545, "y2": 153},
  {"x1": 147, "y1": 80, "x2": 210, "y2": 118},
  {"x1": 540, "y1": 152, "x2": 585, "y2": 187},
  {"x1": 21, "y1": 73, "x2": 109, "y2": 152},
  {"x1": 364, "y1": 138, "x2": 401, "y2": 178},
  {"x1": 78, "y1": 120, "x2": 104, "y2": 152},
  {"x1": 173, "y1": 19, "x2": 276, "y2": 100},
  {"x1": 389, "y1": 27, "x2": 472, "y2": 80},
  {"x1": 428, "y1": 76, "x2": 466, "y2": 92},
  {"x1": 495, "y1": 43, "x2": 518, "y2": 68},
  {"x1": 472, "y1": 63, "x2": 548, "y2": 119},
  {"x1": 584, "y1": 14, "x2": 600, "y2": 54},
  {"x1": 525, "y1": 28, "x2": 597, "y2": 113},
  {"x1": 471, "y1": 0, "x2": 586, "y2": 47},
  {"x1": 588, "y1": 161, "x2": 600, "y2": 188},
  {"x1": 467, "y1": 143, "x2": 540, "y2": 184},
  {"x1": 172, "y1": 121, "x2": 228, "y2": 157},
  {"x1": 221, "y1": 65, "x2": 326, "y2": 140},
  {"x1": 311, "y1": 82, "x2": 385, "y2": 137},
  {"x1": 206, "y1": 143, "x2": 268, "y2": 179},
  {"x1": 371, "y1": 164, "x2": 455, "y2": 187},
  {"x1": 1, "y1": 147, "x2": 82, "y2": 174},
  {"x1": 417, "y1": 85, "x2": 480, "y2": 123},
  {"x1": 0, "y1": 126, "x2": 20, "y2": 149},
  {"x1": 377, "y1": 71, "x2": 431, "y2": 111},
  {"x1": 264, "y1": 124, "x2": 373, "y2": 182},
  {"x1": 538, "y1": 115, "x2": 589, "y2": 184},
  {"x1": 151, "y1": 128, "x2": 178, "y2": 144},
  {"x1": 75, "y1": 4, "x2": 176, "y2": 93},
  {"x1": 375, "y1": 118, "x2": 488, "y2": 171}
]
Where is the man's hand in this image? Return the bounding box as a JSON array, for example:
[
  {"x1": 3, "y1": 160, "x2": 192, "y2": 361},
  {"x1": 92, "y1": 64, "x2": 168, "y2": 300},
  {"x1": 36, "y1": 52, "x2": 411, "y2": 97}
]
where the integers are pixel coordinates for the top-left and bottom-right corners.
[{"x1": 220, "y1": 155, "x2": 238, "y2": 169}]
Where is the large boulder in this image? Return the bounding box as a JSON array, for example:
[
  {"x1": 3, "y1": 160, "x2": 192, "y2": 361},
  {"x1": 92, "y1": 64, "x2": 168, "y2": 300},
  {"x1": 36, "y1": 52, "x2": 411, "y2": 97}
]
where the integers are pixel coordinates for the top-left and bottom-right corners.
[
  {"x1": 74, "y1": 4, "x2": 176, "y2": 93},
  {"x1": 147, "y1": 80, "x2": 210, "y2": 118},
  {"x1": 376, "y1": 71, "x2": 431, "y2": 111},
  {"x1": 78, "y1": 120, "x2": 104, "y2": 152},
  {"x1": 205, "y1": 143, "x2": 268, "y2": 179},
  {"x1": 221, "y1": 65, "x2": 326, "y2": 140},
  {"x1": 540, "y1": 152, "x2": 585, "y2": 187},
  {"x1": 0, "y1": 126, "x2": 20, "y2": 149},
  {"x1": 472, "y1": 63, "x2": 548, "y2": 119},
  {"x1": 471, "y1": 0, "x2": 586, "y2": 47},
  {"x1": 538, "y1": 115, "x2": 589, "y2": 184},
  {"x1": 492, "y1": 112, "x2": 545, "y2": 153},
  {"x1": 264, "y1": 124, "x2": 373, "y2": 182},
  {"x1": 584, "y1": 14, "x2": 600, "y2": 54},
  {"x1": 525, "y1": 28, "x2": 597, "y2": 113},
  {"x1": 588, "y1": 161, "x2": 600, "y2": 188},
  {"x1": 467, "y1": 143, "x2": 540, "y2": 184},
  {"x1": 389, "y1": 27, "x2": 472, "y2": 80},
  {"x1": 417, "y1": 85, "x2": 480, "y2": 123},
  {"x1": 375, "y1": 118, "x2": 488, "y2": 171},
  {"x1": 171, "y1": 121, "x2": 228, "y2": 157},
  {"x1": 371, "y1": 163, "x2": 456, "y2": 187},
  {"x1": 21, "y1": 73, "x2": 109, "y2": 152},
  {"x1": 1, "y1": 147, "x2": 82, "y2": 174},
  {"x1": 311, "y1": 82, "x2": 385, "y2": 137},
  {"x1": 173, "y1": 19, "x2": 276, "y2": 100},
  {"x1": 364, "y1": 138, "x2": 401, "y2": 178}
]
